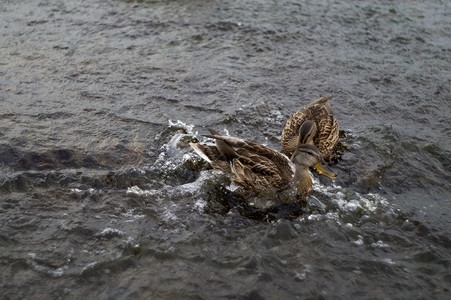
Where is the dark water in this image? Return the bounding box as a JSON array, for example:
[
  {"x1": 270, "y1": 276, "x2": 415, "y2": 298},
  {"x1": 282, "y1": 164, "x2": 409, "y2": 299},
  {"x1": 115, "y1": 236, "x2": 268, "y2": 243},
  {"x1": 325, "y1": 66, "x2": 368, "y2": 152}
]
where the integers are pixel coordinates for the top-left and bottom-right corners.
[{"x1": 1, "y1": 0, "x2": 450, "y2": 298}]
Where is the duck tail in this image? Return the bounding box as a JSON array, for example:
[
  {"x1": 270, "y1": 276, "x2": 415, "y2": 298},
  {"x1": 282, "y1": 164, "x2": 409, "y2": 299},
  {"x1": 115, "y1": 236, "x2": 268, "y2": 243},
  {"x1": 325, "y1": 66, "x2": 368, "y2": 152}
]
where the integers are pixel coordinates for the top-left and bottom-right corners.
[{"x1": 316, "y1": 94, "x2": 334, "y2": 104}]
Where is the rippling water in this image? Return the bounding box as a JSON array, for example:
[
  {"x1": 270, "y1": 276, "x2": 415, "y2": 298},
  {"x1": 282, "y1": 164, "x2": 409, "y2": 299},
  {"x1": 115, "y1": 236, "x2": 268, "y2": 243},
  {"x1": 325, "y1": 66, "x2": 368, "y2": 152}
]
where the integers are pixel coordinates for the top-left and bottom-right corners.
[{"x1": 1, "y1": 0, "x2": 450, "y2": 298}]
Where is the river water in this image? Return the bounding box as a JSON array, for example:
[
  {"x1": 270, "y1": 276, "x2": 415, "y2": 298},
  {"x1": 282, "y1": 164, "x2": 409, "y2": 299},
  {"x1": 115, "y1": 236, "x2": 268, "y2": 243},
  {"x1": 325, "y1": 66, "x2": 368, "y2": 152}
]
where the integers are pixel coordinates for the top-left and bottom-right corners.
[{"x1": 1, "y1": 0, "x2": 450, "y2": 299}]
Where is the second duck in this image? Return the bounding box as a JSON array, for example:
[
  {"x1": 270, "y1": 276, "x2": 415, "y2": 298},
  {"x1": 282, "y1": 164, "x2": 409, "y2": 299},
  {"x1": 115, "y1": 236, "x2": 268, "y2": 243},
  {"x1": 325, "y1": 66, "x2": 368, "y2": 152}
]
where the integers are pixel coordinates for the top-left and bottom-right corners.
[{"x1": 281, "y1": 95, "x2": 339, "y2": 161}]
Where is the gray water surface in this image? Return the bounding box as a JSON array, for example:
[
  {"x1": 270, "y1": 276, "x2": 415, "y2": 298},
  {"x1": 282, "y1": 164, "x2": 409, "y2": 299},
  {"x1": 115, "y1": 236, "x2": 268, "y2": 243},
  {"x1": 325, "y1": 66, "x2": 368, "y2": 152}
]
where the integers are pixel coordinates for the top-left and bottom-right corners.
[{"x1": 1, "y1": 0, "x2": 450, "y2": 299}]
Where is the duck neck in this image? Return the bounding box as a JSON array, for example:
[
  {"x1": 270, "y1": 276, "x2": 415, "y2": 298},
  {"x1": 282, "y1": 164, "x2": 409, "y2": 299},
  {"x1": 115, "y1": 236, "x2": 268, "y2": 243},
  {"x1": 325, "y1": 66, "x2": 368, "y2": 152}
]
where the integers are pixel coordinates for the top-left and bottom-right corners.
[{"x1": 293, "y1": 166, "x2": 313, "y2": 197}]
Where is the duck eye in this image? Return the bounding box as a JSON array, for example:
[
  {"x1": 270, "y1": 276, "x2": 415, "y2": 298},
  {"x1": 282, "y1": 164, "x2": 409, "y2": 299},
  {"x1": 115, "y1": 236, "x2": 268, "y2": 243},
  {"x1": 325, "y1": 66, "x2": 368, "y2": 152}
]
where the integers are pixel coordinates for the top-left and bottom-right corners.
[{"x1": 306, "y1": 150, "x2": 319, "y2": 158}]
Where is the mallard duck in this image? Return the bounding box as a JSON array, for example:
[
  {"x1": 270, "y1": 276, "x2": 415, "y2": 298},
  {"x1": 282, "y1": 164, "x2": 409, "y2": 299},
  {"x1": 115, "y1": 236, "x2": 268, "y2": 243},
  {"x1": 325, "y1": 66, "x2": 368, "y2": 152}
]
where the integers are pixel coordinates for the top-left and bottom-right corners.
[
  {"x1": 281, "y1": 95, "x2": 339, "y2": 160},
  {"x1": 190, "y1": 127, "x2": 336, "y2": 199}
]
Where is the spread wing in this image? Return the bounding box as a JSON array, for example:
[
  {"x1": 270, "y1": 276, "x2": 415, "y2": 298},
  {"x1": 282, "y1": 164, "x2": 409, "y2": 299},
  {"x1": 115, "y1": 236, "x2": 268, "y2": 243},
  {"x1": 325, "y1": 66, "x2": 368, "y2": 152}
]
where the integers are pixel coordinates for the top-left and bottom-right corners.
[{"x1": 192, "y1": 134, "x2": 294, "y2": 190}]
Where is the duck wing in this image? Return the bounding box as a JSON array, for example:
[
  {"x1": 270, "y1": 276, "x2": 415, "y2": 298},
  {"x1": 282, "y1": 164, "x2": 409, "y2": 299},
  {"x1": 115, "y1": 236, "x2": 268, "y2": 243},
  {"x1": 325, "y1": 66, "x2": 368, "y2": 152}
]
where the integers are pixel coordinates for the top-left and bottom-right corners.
[{"x1": 201, "y1": 134, "x2": 294, "y2": 188}]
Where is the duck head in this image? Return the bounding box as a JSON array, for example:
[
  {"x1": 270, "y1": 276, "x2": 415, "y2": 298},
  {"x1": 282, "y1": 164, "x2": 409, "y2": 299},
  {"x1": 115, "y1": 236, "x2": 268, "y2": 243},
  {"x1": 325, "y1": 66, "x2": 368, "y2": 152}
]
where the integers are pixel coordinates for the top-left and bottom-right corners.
[{"x1": 292, "y1": 144, "x2": 336, "y2": 179}]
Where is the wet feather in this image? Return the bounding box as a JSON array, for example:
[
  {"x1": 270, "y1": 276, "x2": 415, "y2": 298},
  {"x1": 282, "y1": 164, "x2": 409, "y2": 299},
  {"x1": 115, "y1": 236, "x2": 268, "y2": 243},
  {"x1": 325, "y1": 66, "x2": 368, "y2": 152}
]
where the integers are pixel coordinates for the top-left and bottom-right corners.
[{"x1": 282, "y1": 95, "x2": 339, "y2": 160}]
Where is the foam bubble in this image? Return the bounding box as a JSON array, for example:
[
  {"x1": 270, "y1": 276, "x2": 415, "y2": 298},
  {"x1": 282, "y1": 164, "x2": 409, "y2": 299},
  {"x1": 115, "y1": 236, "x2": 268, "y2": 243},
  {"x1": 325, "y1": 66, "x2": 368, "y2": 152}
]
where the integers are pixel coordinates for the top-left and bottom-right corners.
[{"x1": 126, "y1": 185, "x2": 158, "y2": 196}]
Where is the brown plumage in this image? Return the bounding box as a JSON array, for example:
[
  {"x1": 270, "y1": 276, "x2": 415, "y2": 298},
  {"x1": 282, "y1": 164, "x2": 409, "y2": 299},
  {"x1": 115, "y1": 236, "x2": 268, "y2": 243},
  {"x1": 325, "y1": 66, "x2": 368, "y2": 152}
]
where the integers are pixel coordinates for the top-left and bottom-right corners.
[
  {"x1": 190, "y1": 129, "x2": 336, "y2": 198},
  {"x1": 281, "y1": 95, "x2": 339, "y2": 160}
]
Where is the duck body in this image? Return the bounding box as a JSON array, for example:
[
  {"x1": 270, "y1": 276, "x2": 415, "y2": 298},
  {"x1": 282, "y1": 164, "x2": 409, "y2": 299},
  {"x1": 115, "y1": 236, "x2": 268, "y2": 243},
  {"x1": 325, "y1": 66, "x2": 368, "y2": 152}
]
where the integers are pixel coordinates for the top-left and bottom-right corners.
[{"x1": 281, "y1": 95, "x2": 339, "y2": 160}]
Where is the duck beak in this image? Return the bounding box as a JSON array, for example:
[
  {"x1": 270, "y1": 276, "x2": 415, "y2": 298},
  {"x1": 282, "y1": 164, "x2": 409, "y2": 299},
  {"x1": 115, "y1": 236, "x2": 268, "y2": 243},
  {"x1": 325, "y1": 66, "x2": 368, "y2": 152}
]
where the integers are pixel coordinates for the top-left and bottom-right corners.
[{"x1": 313, "y1": 159, "x2": 337, "y2": 179}]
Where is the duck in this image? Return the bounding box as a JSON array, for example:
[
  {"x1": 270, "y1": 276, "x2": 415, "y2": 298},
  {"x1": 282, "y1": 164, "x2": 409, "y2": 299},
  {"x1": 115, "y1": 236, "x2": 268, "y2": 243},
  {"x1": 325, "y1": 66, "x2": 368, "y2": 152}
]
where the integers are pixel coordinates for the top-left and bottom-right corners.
[
  {"x1": 281, "y1": 95, "x2": 339, "y2": 160},
  {"x1": 190, "y1": 126, "x2": 336, "y2": 199}
]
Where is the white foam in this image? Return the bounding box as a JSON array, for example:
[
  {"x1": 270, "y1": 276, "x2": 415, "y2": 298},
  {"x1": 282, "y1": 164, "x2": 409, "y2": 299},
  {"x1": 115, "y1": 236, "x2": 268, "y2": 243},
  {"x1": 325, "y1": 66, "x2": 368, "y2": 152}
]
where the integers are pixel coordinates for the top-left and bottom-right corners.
[
  {"x1": 353, "y1": 235, "x2": 364, "y2": 246},
  {"x1": 69, "y1": 188, "x2": 98, "y2": 194},
  {"x1": 294, "y1": 264, "x2": 312, "y2": 281},
  {"x1": 306, "y1": 214, "x2": 324, "y2": 221},
  {"x1": 372, "y1": 240, "x2": 390, "y2": 248},
  {"x1": 121, "y1": 209, "x2": 146, "y2": 222},
  {"x1": 168, "y1": 119, "x2": 195, "y2": 135},
  {"x1": 380, "y1": 258, "x2": 395, "y2": 265},
  {"x1": 265, "y1": 109, "x2": 285, "y2": 126},
  {"x1": 97, "y1": 228, "x2": 125, "y2": 237},
  {"x1": 81, "y1": 262, "x2": 98, "y2": 273},
  {"x1": 162, "y1": 208, "x2": 178, "y2": 221},
  {"x1": 126, "y1": 185, "x2": 158, "y2": 196},
  {"x1": 315, "y1": 179, "x2": 389, "y2": 216},
  {"x1": 194, "y1": 199, "x2": 207, "y2": 212},
  {"x1": 325, "y1": 212, "x2": 340, "y2": 222}
]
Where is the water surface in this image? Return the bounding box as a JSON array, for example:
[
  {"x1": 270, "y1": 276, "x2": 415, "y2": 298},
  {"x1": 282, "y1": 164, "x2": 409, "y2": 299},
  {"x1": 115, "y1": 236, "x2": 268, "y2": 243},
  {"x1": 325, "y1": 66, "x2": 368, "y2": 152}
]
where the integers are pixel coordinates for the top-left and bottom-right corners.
[{"x1": 1, "y1": 0, "x2": 450, "y2": 299}]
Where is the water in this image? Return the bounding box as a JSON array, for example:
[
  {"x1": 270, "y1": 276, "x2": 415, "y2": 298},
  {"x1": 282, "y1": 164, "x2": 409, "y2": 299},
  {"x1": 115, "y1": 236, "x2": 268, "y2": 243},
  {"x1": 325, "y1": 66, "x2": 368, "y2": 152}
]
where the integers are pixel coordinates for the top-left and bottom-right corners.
[{"x1": 1, "y1": 0, "x2": 450, "y2": 298}]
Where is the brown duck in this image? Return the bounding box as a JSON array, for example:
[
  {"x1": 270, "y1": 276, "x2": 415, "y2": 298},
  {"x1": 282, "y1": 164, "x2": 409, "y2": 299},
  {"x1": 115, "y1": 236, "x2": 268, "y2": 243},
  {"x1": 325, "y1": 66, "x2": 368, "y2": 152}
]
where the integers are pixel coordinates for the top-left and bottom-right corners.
[
  {"x1": 281, "y1": 95, "x2": 339, "y2": 160},
  {"x1": 190, "y1": 127, "x2": 336, "y2": 199}
]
